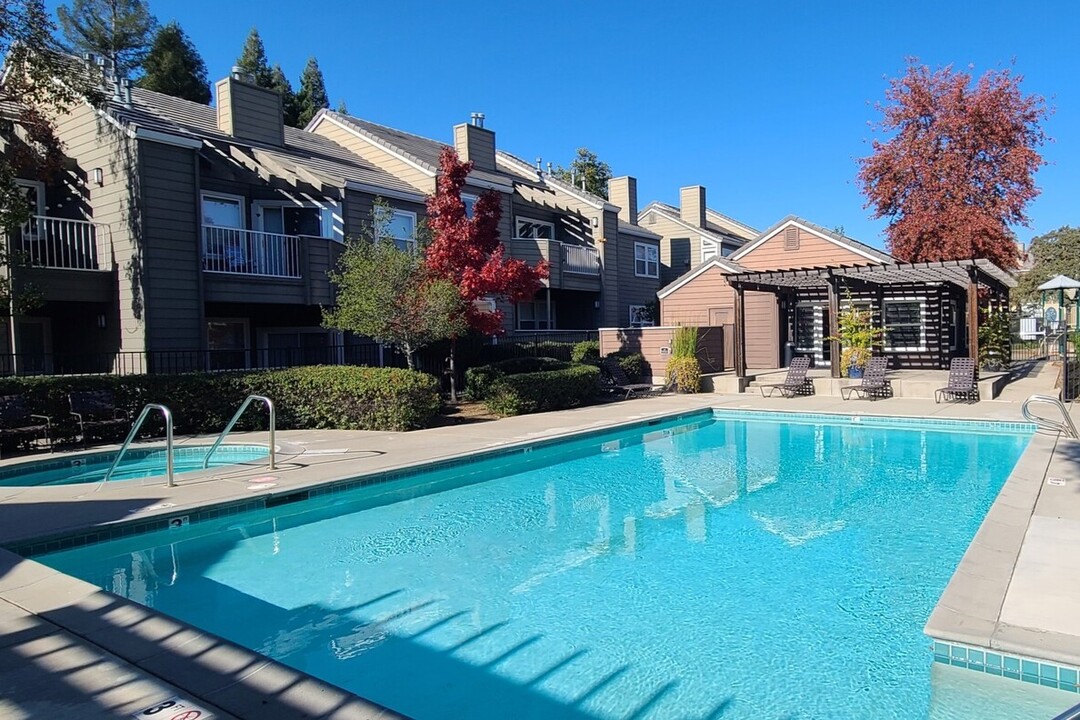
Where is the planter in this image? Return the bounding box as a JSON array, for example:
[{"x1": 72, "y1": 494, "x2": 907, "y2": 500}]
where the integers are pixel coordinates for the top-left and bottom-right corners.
[{"x1": 847, "y1": 366, "x2": 864, "y2": 379}]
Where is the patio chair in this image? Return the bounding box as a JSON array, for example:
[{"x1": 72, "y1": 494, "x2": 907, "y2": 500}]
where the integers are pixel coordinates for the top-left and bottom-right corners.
[
  {"x1": 759, "y1": 356, "x2": 813, "y2": 398},
  {"x1": 69, "y1": 390, "x2": 130, "y2": 443},
  {"x1": 841, "y1": 357, "x2": 892, "y2": 401},
  {"x1": 0, "y1": 395, "x2": 51, "y2": 455},
  {"x1": 935, "y1": 357, "x2": 979, "y2": 404},
  {"x1": 601, "y1": 358, "x2": 668, "y2": 399}
]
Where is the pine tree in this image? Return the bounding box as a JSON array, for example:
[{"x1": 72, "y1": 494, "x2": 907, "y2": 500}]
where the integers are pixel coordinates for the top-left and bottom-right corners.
[
  {"x1": 552, "y1": 148, "x2": 612, "y2": 199},
  {"x1": 57, "y1": 0, "x2": 157, "y2": 77},
  {"x1": 336, "y1": 98, "x2": 348, "y2": 114},
  {"x1": 136, "y1": 21, "x2": 210, "y2": 104},
  {"x1": 268, "y1": 64, "x2": 299, "y2": 127},
  {"x1": 295, "y1": 57, "x2": 329, "y2": 128},
  {"x1": 235, "y1": 27, "x2": 273, "y2": 88}
]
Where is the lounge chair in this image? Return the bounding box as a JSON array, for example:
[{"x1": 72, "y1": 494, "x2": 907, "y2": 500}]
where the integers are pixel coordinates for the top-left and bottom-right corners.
[
  {"x1": 602, "y1": 358, "x2": 670, "y2": 399},
  {"x1": 69, "y1": 390, "x2": 130, "y2": 443},
  {"x1": 935, "y1": 357, "x2": 979, "y2": 403},
  {"x1": 841, "y1": 357, "x2": 892, "y2": 401},
  {"x1": 0, "y1": 395, "x2": 51, "y2": 455},
  {"x1": 759, "y1": 356, "x2": 813, "y2": 398}
]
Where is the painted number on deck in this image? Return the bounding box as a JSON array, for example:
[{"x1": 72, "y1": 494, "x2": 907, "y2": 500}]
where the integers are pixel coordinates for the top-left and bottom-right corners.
[{"x1": 131, "y1": 695, "x2": 214, "y2": 719}]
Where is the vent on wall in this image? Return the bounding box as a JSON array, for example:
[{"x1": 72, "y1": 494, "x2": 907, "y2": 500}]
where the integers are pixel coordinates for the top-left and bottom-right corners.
[{"x1": 784, "y1": 226, "x2": 800, "y2": 251}]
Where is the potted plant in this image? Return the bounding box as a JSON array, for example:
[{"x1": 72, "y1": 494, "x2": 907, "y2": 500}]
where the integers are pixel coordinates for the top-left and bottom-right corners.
[{"x1": 827, "y1": 299, "x2": 883, "y2": 378}]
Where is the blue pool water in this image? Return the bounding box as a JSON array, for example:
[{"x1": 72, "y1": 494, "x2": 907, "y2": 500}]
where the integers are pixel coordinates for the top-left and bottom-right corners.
[
  {"x1": 37, "y1": 412, "x2": 1075, "y2": 718},
  {"x1": 0, "y1": 444, "x2": 269, "y2": 486}
]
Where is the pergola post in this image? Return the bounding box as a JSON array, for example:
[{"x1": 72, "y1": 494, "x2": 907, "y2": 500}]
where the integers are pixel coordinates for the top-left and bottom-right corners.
[
  {"x1": 733, "y1": 282, "x2": 746, "y2": 378},
  {"x1": 967, "y1": 265, "x2": 979, "y2": 363},
  {"x1": 827, "y1": 275, "x2": 841, "y2": 378}
]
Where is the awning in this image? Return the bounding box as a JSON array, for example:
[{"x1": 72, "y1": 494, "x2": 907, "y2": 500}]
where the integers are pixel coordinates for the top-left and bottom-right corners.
[{"x1": 727, "y1": 258, "x2": 1015, "y2": 294}]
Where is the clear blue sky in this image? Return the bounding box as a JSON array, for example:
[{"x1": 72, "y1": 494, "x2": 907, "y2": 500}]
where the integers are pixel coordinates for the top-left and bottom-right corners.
[{"x1": 51, "y1": 0, "x2": 1080, "y2": 249}]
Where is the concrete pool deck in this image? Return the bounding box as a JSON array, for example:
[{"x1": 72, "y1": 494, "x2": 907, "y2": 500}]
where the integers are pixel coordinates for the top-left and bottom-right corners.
[{"x1": 0, "y1": 389, "x2": 1077, "y2": 717}]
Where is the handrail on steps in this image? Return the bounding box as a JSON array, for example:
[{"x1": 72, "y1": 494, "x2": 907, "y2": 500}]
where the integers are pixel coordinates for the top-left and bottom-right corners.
[
  {"x1": 1022, "y1": 394, "x2": 1079, "y2": 439},
  {"x1": 104, "y1": 403, "x2": 174, "y2": 486},
  {"x1": 203, "y1": 395, "x2": 276, "y2": 470}
]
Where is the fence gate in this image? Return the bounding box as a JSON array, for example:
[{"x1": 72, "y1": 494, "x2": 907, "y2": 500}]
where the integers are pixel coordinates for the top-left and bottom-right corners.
[{"x1": 1064, "y1": 331, "x2": 1080, "y2": 401}]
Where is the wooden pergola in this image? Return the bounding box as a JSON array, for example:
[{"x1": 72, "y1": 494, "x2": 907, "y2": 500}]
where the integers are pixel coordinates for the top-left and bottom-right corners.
[{"x1": 726, "y1": 259, "x2": 1015, "y2": 378}]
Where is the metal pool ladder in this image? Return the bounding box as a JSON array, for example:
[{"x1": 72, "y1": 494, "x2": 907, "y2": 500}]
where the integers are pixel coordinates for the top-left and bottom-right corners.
[
  {"x1": 202, "y1": 395, "x2": 276, "y2": 471},
  {"x1": 1022, "y1": 394, "x2": 1080, "y2": 439},
  {"x1": 104, "y1": 403, "x2": 174, "y2": 486}
]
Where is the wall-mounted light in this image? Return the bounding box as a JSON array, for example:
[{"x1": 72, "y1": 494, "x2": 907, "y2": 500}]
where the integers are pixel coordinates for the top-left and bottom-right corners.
[
  {"x1": 590, "y1": 217, "x2": 599, "y2": 228},
  {"x1": 96, "y1": 314, "x2": 106, "y2": 329},
  {"x1": 92, "y1": 168, "x2": 104, "y2": 186}
]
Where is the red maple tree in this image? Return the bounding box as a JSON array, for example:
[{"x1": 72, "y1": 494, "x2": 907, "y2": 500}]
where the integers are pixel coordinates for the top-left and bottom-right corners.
[
  {"x1": 858, "y1": 61, "x2": 1049, "y2": 270},
  {"x1": 424, "y1": 147, "x2": 547, "y2": 397}
]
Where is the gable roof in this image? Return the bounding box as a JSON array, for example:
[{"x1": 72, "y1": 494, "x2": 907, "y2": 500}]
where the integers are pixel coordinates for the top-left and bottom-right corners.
[
  {"x1": 731, "y1": 215, "x2": 894, "y2": 265},
  {"x1": 495, "y1": 150, "x2": 621, "y2": 212},
  {"x1": 639, "y1": 201, "x2": 750, "y2": 247},
  {"x1": 657, "y1": 255, "x2": 748, "y2": 299},
  {"x1": 310, "y1": 110, "x2": 514, "y2": 190},
  {"x1": 106, "y1": 87, "x2": 420, "y2": 196},
  {"x1": 705, "y1": 208, "x2": 758, "y2": 241}
]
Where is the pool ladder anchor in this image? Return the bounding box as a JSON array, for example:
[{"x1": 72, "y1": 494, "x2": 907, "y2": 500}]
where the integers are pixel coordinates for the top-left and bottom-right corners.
[
  {"x1": 1021, "y1": 394, "x2": 1079, "y2": 439},
  {"x1": 104, "y1": 403, "x2": 175, "y2": 486},
  {"x1": 202, "y1": 395, "x2": 276, "y2": 471}
]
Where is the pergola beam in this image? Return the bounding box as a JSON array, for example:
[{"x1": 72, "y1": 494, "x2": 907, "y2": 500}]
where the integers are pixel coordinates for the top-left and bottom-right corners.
[
  {"x1": 734, "y1": 283, "x2": 746, "y2": 378},
  {"x1": 827, "y1": 274, "x2": 841, "y2": 378},
  {"x1": 967, "y1": 265, "x2": 980, "y2": 363}
]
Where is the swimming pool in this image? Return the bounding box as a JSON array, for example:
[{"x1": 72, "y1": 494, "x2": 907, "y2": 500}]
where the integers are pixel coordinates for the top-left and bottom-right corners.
[
  {"x1": 0, "y1": 444, "x2": 270, "y2": 486},
  {"x1": 34, "y1": 411, "x2": 1076, "y2": 718}
]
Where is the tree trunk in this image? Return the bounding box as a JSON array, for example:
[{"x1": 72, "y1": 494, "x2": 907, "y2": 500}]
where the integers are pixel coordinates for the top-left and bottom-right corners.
[
  {"x1": 403, "y1": 343, "x2": 415, "y2": 370},
  {"x1": 448, "y1": 337, "x2": 458, "y2": 403}
]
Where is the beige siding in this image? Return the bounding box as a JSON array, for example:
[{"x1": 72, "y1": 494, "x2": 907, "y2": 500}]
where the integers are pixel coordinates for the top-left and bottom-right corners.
[
  {"x1": 138, "y1": 140, "x2": 203, "y2": 352},
  {"x1": 215, "y1": 78, "x2": 285, "y2": 147},
  {"x1": 51, "y1": 102, "x2": 142, "y2": 355},
  {"x1": 738, "y1": 226, "x2": 871, "y2": 270},
  {"x1": 309, "y1": 120, "x2": 435, "y2": 193},
  {"x1": 642, "y1": 212, "x2": 703, "y2": 285}
]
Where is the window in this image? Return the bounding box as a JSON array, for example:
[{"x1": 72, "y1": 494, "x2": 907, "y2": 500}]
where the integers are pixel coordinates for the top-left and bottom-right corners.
[
  {"x1": 202, "y1": 194, "x2": 244, "y2": 228},
  {"x1": 635, "y1": 242, "x2": 659, "y2": 278},
  {"x1": 462, "y1": 194, "x2": 478, "y2": 219},
  {"x1": 884, "y1": 299, "x2": 927, "y2": 352},
  {"x1": 629, "y1": 305, "x2": 653, "y2": 327},
  {"x1": 375, "y1": 209, "x2": 417, "y2": 252},
  {"x1": 516, "y1": 300, "x2": 554, "y2": 330},
  {"x1": 794, "y1": 305, "x2": 819, "y2": 351},
  {"x1": 201, "y1": 193, "x2": 246, "y2": 272},
  {"x1": 207, "y1": 319, "x2": 249, "y2": 370},
  {"x1": 257, "y1": 204, "x2": 335, "y2": 239},
  {"x1": 516, "y1": 217, "x2": 554, "y2": 239}
]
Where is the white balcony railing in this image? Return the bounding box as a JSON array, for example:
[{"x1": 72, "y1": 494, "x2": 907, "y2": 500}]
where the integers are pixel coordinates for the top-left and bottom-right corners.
[
  {"x1": 20, "y1": 216, "x2": 101, "y2": 270},
  {"x1": 202, "y1": 226, "x2": 302, "y2": 278},
  {"x1": 562, "y1": 244, "x2": 600, "y2": 275}
]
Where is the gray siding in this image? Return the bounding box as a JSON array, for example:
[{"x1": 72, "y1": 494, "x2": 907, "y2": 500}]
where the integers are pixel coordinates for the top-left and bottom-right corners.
[
  {"x1": 617, "y1": 234, "x2": 661, "y2": 321},
  {"x1": 51, "y1": 102, "x2": 142, "y2": 355},
  {"x1": 215, "y1": 77, "x2": 284, "y2": 147},
  {"x1": 138, "y1": 140, "x2": 203, "y2": 352}
]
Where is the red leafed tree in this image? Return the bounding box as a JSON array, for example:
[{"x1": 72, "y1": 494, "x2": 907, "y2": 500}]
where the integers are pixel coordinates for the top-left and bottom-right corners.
[
  {"x1": 425, "y1": 147, "x2": 547, "y2": 399},
  {"x1": 858, "y1": 61, "x2": 1049, "y2": 269}
]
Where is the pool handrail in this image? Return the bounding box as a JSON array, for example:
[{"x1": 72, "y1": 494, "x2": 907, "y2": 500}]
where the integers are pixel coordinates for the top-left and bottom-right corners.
[
  {"x1": 202, "y1": 395, "x2": 275, "y2": 471},
  {"x1": 103, "y1": 403, "x2": 174, "y2": 486},
  {"x1": 1021, "y1": 394, "x2": 1079, "y2": 439}
]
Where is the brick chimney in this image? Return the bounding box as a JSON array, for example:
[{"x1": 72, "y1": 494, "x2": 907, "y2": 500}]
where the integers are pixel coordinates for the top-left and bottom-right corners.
[
  {"x1": 679, "y1": 185, "x2": 706, "y2": 228},
  {"x1": 453, "y1": 113, "x2": 495, "y2": 171},
  {"x1": 608, "y1": 176, "x2": 638, "y2": 225},
  {"x1": 215, "y1": 67, "x2": 284, "y2": 146}
]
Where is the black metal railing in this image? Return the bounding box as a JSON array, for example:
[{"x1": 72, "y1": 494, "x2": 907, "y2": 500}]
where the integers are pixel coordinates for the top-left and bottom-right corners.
[{"x1": 0, "y1": 331, "x2": 599, "y2": 380}]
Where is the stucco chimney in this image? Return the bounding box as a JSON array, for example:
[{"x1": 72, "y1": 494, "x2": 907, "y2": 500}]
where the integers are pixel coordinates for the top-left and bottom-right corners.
[
  {"x1": 680, "y1": 185, "x2": 706, "y2": 228},
  {"x1": 215, "y1": 71, "x2": 284, "y2": 146},
  {"x1": 608, "y1": 176, "x2": 638, "y2": 225},
  {"x1": 453, "y1": 115, "x2": 496, "y2": 171}
]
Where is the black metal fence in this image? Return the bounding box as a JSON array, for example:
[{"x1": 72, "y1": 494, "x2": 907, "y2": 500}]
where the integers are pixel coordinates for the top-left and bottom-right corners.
[
  {"x1": 1009, "y1": 315, "x2": 1054, "y2": 364},
  {"x1": 0, "y1": 331, "x2": 599, "y2": 385}
]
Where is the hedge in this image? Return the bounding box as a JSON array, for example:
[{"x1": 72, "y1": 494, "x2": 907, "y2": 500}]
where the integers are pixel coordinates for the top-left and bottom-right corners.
[
  {"x1": 572, "y1": 340, "x2": 601, "y2": 365},
  {"x1": 606, "y1": 351, "x2": 645, "y2": 382},
  {"x1": 485, "y1": 365, "x2": 600, "y2": 417},
  {"x1": 465, "y1": 356, "x2": 569, "y2": 401},
  {"x1": 0, "y1": 365, "x2": 440, "y2": 446}
]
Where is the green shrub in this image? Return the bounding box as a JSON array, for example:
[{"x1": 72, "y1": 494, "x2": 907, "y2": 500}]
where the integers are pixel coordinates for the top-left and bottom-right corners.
[
  {"x1": 465, "y1": 357, "x2": 569, "y2": 400},
  {"x1": 605, "y1": 351, "x2": 645, "y2": 382},
  {"x1": 672, "y1": 325, "x2": 699, "y2": 358},
  {"x1": 0, "y1": 365, "x2": 440, "y2": 445},
  {"x1": 485, "y1": 365, "x2": 600, "y2": 416},
  {"x1": 572, "y1": 340, "x2": 601, "y2": 365},
  {"x1": 666, "y1": 356, "x2": 701, "y2": 393}
]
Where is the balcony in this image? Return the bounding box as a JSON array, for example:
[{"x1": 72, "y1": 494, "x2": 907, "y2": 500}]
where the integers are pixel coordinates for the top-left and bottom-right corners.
[
  {"x1": 202, "y1": 225, "x2": 302, "y2": 278},
  {"x1": 20, "y1": 216, "x2": 104, "y2": 271},
  {"x1": 506, "y1": 238, "x2": 600, "y2": 291}
]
